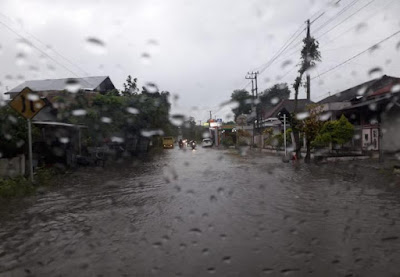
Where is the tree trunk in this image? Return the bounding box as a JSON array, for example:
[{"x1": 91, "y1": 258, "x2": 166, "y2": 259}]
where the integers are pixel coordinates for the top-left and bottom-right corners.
[
  {"x1": 293, "y1": 129, "x2": 301, "y2": 159},
  {"x1": 292, "y1": 74, "x2": 303, "y2": 160},
  {"x1": 305, "y1": 139, "x2": 311, "y2": 163}
]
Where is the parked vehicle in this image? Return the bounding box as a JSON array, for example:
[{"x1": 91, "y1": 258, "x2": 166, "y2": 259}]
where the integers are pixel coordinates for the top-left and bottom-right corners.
[
  {"x1": 202, "y1": 138, "x2": 213, "y2": 147},
  {"x1": 162, "y1": 137, "x2": 174, "y2": 149}
]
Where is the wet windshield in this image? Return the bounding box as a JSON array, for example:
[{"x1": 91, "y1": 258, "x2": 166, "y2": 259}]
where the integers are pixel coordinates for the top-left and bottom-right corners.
[{"x1": 1, "y1": 0, "x2": 400, "y2": 276}]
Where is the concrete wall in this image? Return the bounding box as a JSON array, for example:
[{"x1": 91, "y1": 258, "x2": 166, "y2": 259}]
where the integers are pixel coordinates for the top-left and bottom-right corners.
[
  {"x1": 0, "y1": 155, "x2": 25, "y2": 178},
  {"x1": 381, "y1": 108, "x2": 400, "y2": 152}
]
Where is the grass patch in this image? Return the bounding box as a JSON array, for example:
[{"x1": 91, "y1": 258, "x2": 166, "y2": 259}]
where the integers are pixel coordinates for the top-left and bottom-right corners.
[
  {"x1": 0, "y1": 177, "x2": 35, "y2": 199},
  {"x1": 0, "y1": 168, "x2": 56, "y2": 199}
]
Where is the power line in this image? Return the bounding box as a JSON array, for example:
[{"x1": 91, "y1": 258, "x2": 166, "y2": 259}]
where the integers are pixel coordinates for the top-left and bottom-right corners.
[
  {"x1": 254, "y1": 23, "x2": 306, "y2": 74},
  {"x1": 317, "y1": 0, "x2": 376, "y2": 39},
  {"x1": 311, "y1": 29, "x2": 400, "y2": 80},
  {"x1": 256, "y1": 0, "x2": 385, "y2": 76},
  {"x1": 272, "y1": 0, "x2": 371, "y2": 63},
  {"x1": 0, "y1": 19, "x2": 81, "y2": 78},
  {"x1": 314, "y1": 0, "x2": 361, "y2": 34},
  {"x1": 322, "y1": 0, "x2": 396, "y2": 45},
  {"x1": 0, "y1": 13, "x2": 90, "y2": 77}
]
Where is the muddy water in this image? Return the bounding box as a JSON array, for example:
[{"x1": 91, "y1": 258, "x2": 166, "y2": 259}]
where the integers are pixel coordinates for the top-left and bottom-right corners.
[{"x1": 1, "y1": 148, "x2": 400, "y2": 276}]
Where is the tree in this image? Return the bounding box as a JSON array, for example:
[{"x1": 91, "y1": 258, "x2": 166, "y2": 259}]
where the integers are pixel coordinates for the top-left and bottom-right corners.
[
  {"x1": 314, "y1": 115, "x2": 354, "y2": 148},
  {"x1": 301, "y1": 104, "x2": 324, "y2": 163},
  {"x1": 292, "y1": 32, "x2": 321, "y2": 159},
  {"x1": 0, "y1": 106, "x2": 40, "y2": 158},
  {"x1": 104, "y1": 89, "x2": 121, "y2": 96},
  {"x1": 230, "y1": 89, "x2": 252, "y2": 119},
  {"x1": 63, "y1": 75, "x2": 175, "y2": 149},
  {"x1": 122, "y1": 75, "x2": 139, "y2": 96},
  {"x1": 259, "y1": 83, "x2": 291, "y2": 109}
]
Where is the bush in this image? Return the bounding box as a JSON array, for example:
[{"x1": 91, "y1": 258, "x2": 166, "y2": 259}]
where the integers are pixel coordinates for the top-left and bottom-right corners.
[
  {"x1": 273, "y1": 133, "x2": 284, "y2": 148},
  {"x1": 285, "y1": 128, "x2": 293, "y2": 144},
  {"x1": 0, "y1": 177, "x2": 35, "y2": 199},
  {"x1": 237, "y1": 129, "x2": 251, "y2": 137},
  {"x1": 314, "y1": 115, "x2": 354, "y2": 147},
  {"x1": 222, "y1": 136, "x2": 234, "y2": 147},
  {"x1": 238, "y1": 139, "x2": 249, "y2": 146},
  {"x1": 35, "y1": 167, "x2": 55, "y2": 186}
]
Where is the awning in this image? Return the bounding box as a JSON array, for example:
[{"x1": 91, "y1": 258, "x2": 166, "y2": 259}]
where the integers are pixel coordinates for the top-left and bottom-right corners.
[{"x1": 32, "y1": 121, "x2": 87, "y2": 128}]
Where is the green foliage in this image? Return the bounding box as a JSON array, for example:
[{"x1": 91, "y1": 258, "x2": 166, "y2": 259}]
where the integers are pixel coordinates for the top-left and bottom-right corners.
[
  {"x1": 263, "y1": 127, "x2": 273, "y2": 136},
  {"x1": 314, "y1": 114, "x2": 354, "y2": 147},
  {"x1": 35, "y1": 167, "x2": 55, "y2": 186},
  {"x1": 222, "y1": 136, "x2": 234, "y2": 147},
  {"x1": 230, "y1": 89, "x2": 252, "y2": 119},
  {"x1": 263, "y1": 128, "x2": 274, "y2": 146},
  {"x1": 0, "y1": 106, "x2": 40, "y2": 158},
  {"x1": 264, "y1": 128, "x2": 291, "y2": 148},
  {"x1": 260, "y1": 83, "x2": 291, "y2": 108},
  {"x1": 237, "y1": 129, "x2": 251, "y2": 137},
  {"x1": 61, "y1": 76, "x2": 174, "y2": 147},
  {"x1": 181, "y1": 117, "x2": 196, "y2": 140},
  {"x1": 0, "y1": 177, "x2": 35, "y2": 199},
  {"x1": 301, "y1": 104, "x2": 324, "y2": 146},
  {"x1": 292, "y1": 34, "x2": 321, "y2": 110},
  {"x1": 285, "y1": 128, "x2": 293, "y2": 144},
  {"x1": 0, "y1": 167, "x2": 55, "y2": 199},
  {"x1": 122, "y1": 75, "x2": 139, "y2": 96},
  {"x1": 273, "y1": 133, "x2": 284, "y2": 148},
  {"x1": 238, "y1": 139, "x2": 249, "y2": 146}
]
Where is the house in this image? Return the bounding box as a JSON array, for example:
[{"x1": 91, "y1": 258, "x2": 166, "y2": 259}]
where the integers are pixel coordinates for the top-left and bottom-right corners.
[
  {"x1": 260, "y1": 99, "x2": 314, "y2": 129},
  {"x1": 318, "y1": 75, "x2": 400, "y2": 153},
  {"x1": 5, "y1": 76, "x2": 116, "y2": 168}
]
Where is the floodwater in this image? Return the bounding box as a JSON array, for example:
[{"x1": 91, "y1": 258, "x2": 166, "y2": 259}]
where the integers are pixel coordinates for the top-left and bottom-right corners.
[{"x1": 1, "y1": 148, "x2": 400, "y2": 276}]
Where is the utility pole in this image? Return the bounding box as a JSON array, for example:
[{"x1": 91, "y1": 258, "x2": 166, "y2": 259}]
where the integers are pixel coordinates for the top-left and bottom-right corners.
[
  {"x1": 209, "y1": 111, "x2": 212, "y2": 122},
  {"x1": 306, "y1": 19, "x2": 311, "y2": 101},
  {"x1": 245, "y1": 71, "x2": 259, "y2": 146},
  {"x1": 246, "y1": 73, "x2": 255, "y2": 147},
  {"x1": 254, "y1": 71, "x2": 259, "y2": 131},
  {"x1": 283, "y1": 114, "x2": 287, "y2": 156}
]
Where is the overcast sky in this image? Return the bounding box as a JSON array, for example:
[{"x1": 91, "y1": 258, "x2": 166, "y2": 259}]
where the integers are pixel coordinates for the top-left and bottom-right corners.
[{"x1": 0, "y1": 0, "x2": 399, "y2": 123}]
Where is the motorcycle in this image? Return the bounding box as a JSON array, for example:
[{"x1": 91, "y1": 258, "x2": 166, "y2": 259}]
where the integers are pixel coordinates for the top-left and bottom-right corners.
[{"x1": 191, "y1": 141, "x2": 196, "y2": 150}]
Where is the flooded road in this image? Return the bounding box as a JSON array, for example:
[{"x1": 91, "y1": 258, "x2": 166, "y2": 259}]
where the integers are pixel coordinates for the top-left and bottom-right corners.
[{"x1": 1, "y1": 148, "x2": 400, "y2": 276}]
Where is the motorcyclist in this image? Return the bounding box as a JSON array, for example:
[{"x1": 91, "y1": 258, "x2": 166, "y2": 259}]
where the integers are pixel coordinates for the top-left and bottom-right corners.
[
  {"x1": 191, "y1": 140, "x2": 196, "y2": 150},
  {"x1": 179, "y1": 139, "x2": 183, "y2": 149}
]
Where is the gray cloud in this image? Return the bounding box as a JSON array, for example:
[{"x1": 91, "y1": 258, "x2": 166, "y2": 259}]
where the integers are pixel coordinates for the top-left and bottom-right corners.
[{"x1": 0, "y1": 0, "x2": 399, "y2": 122}]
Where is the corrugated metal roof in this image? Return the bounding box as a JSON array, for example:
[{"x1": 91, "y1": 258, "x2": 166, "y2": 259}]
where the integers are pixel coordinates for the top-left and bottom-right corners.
[
  {"x1": 318, "y1": 79, "x2": 377, "y2": 104},
  {"x1": 263, "y1": 99, "x2": 313, "y2": 119},
  {"x1": 317, "y1": 75, "x2": 400, "y2": 104},
  {"x1": 6, "y1": 76, "x2": 110, "y2": 93}
]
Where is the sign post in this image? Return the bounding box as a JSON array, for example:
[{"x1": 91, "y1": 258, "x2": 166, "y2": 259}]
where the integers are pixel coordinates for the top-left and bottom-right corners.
[
  {"x1": 27, "y1": 119, "x2": 34, "y2": 182},
  {"x1": 283, "y1": 114, "x2": 287, "y2": 156},
  {"x1": 278, "y1": 110, "x2": 290, "y2": 163},
  {"x1": 9, "y1": 87, "x2": 46, "y2": 182}
]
